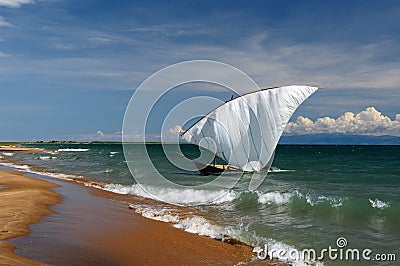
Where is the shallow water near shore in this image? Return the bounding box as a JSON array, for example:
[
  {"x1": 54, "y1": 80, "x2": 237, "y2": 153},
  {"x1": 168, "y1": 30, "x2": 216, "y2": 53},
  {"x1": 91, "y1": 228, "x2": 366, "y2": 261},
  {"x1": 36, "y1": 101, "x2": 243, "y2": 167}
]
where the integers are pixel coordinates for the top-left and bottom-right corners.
[
  {"x1": 2, "y1": 144, "x2": 400, "y2": 265},
  {"x1": 7, "y1": 171, "x2": 255, "y2": 265}
]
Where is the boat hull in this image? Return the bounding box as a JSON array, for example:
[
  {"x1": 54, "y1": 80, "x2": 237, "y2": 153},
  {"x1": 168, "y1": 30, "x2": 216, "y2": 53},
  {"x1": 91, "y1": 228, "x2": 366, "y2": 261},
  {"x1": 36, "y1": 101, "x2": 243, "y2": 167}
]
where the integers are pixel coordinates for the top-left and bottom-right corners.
[
  {"x1": 193, "y1": 161, "x2": 273, "y2": 174},
  {"x1": 193, "y1": 161, "x2": 241, "y2": 174}
]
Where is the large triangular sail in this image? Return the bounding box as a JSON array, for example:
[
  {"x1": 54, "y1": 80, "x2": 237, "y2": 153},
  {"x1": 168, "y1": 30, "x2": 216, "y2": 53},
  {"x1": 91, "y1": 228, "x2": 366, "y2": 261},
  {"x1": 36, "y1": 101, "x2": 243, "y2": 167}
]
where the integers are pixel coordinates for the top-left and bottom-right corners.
[{"x1": 181, "y1": 85, "x2": 318, "y2": 172}]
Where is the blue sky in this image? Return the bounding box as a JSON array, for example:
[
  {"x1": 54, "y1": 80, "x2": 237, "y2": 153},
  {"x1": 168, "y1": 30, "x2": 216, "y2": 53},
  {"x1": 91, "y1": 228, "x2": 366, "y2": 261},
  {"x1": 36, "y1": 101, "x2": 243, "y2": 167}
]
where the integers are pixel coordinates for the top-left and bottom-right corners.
[{"x1": 0, "y1": 0, "x2": 399, "y2": 141}]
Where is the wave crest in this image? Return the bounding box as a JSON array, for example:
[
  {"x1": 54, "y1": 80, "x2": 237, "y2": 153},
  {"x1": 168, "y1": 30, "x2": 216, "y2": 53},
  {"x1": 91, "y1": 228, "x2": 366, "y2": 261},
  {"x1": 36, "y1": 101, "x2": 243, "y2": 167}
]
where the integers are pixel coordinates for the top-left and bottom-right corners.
[
  {"x1": 57, "y1": 148, "x2": 89, "y2": 152},
  {"x1": 369, "y1": 198, "x2": 390, "y2": 209},
  {"x1": 257, "y1": 191, "x2": 293, "y2": 205},
  {"x1": 102, "y1": 183, "x2": 238, "y2": 205}
]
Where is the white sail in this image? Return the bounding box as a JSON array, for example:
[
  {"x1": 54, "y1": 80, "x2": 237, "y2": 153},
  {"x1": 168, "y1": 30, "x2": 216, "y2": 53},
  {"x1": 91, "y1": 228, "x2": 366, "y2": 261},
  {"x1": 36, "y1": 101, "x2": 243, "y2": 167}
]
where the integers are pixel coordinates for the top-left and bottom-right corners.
[{"x1": 181, "y1": 85, "x2": 318, "y2": 172}]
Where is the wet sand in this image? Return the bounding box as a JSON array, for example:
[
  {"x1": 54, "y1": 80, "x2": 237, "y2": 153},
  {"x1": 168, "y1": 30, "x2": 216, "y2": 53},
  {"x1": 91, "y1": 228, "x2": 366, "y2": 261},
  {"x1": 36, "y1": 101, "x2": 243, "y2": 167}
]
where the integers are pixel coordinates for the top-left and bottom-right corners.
[{"x1": 0, "y1": 170, "x2": 59, "y2": 265}]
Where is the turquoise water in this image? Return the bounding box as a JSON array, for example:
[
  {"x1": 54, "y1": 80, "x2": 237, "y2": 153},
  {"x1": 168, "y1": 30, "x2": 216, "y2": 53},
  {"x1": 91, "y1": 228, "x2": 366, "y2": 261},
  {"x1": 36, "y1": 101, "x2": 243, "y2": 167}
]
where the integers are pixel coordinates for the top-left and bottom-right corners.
[{"x1": 2, "y1": 144, "x2": 399, "y2": 265}]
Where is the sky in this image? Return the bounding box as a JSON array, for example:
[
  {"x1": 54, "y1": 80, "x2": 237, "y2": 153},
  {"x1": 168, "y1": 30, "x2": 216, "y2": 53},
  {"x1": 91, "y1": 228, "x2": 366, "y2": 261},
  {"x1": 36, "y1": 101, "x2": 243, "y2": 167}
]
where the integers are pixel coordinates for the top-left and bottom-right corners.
[{"x1": 0, "y1": 0, "x2": 399, "y2": 142}]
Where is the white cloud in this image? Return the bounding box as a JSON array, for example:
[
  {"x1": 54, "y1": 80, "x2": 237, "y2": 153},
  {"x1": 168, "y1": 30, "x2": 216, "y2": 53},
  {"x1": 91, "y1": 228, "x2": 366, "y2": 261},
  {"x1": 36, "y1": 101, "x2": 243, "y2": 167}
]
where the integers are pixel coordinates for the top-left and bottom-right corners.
[
  {"x1": 162, "y1": 125, "x2": 185, "y2": 142},
  {"x1": 0, "y1": 0, "x2": 34, "y2": 8},
  {"x1": 168, "y1": 125, "x2": 184, "y2": 134},
  {"x1": 0, "y1": 51, "x2": 11, "y2": 58},
  {"x1": 166, "y1": 34, "x2": 399, "y2": 91},
  {"x1": 62, "y1": 131, "x2": 123, "y2": 142},
  {"x1": 88, "y1": 36, "x2": 112, "y2": 43},
  {"x1": 129, "y1": 25, "x2": 187, "y2": 37},
  {"x1": 285, "y1": 107, "x2": 400, "y2": 137},
  {"x1": 96, "y1": 130, "x2": 105, "y2": 137},
  {"x1": 0, "y1": 16, "x2": 13, "y2": 27}
]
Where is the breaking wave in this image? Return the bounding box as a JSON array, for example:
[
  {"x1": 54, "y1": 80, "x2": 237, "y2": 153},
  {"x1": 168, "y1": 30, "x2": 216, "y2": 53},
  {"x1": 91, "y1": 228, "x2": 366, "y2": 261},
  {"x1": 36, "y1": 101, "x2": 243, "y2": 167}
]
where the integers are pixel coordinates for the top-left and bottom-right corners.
[
  {"x1": 57, "y1": 148, "x2": 89, "y2": 152},
  {"x1": 39, "y1": 156, "x2": 57, "y2": 160},
  {"x1": 257, "y1": 191, "x2": 293, "y2": 205},
  {"x1": 369, "y1": 198, "x2": 390, "y2": 209},
  {"x1": 101, "y1": 183, "x2": 238, "y2": 205},
  {"x1": 0, "y1": 160, "x2": 390, "y2": 218},
  {"x1": 128, "y1": 203, "x2": 322, "y2": 265},
  {"x1": 0, "y1": 162, "x2": 85, "y2": 181},
  {"x1": 236, "y1": 190, "x2": 347, "y2": 208}
]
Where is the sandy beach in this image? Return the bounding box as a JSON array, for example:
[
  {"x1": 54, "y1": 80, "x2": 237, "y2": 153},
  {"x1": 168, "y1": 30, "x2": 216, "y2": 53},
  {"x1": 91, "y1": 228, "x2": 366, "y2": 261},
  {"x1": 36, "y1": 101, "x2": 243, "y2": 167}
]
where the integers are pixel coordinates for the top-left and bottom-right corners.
[
  {"x1": 0, "y1": 170, "x2": 59, "y2": 265},
  {"x1": 0, "y1": 146, "x2": 278, "y2": 265},
  {"x1": 0, "y1": 146, "x2": 49, "y2": 154}
]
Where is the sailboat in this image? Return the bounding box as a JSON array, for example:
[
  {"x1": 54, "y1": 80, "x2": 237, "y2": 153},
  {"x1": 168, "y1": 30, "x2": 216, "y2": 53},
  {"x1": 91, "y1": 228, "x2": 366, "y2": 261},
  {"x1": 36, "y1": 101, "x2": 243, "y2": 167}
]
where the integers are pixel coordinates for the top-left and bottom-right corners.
[{"x1": 181, "y1": 85, "x2": 318, "y2": 174}]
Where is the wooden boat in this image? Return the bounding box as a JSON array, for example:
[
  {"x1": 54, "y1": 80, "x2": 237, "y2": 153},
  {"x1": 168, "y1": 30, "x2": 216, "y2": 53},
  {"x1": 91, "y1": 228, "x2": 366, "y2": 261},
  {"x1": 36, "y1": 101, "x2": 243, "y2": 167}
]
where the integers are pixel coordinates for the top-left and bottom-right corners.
[
  {"x1": 193, "y1": 161, "x2": 241, "y2": 174},
  {"x1": 181, "y1": 85, "x2": 319, "y2": 174}
]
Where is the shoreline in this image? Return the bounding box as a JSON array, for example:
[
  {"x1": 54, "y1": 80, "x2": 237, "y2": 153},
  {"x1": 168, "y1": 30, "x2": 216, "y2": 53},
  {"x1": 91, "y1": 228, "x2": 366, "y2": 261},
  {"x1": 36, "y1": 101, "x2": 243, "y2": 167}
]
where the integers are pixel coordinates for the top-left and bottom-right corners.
[
  {"x1": 0, "y1": 168, "x2": 279, "y2": 265},
  {"x1": 0, "y1": 146, "x2": 281, "y2": 265},
  {"x1": 0, "y1": 170, "x2": 60, "y2": 265},
  {"x1": 0, "y1": 146, "x2": 50, "y2": 154}
]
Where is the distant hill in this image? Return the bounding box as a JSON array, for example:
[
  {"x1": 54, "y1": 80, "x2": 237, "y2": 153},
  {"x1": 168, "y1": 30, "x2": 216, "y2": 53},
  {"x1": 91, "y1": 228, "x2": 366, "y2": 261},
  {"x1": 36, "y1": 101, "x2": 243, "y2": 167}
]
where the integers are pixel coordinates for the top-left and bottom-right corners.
[{"x1": 279, "y1": 134, "x2": 400, "y2": 145}]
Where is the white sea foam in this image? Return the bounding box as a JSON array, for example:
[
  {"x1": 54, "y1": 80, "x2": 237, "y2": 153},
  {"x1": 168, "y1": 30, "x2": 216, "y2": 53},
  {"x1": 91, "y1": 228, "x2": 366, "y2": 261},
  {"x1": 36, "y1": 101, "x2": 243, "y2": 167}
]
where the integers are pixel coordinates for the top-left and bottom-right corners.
[
  {"x1": 0, "y1": 162, "x2": 31, "y2": 171},
  {"x1": 1, "y1": 152, "x2": 14, "y2": 157},
  {"x1": 102, "y1": 183, "x2": 238, "y2": 205},
  {"x1": 212, "y1": 190, "x2": 239, "y2": 204},
  {"x1": 268, "y1": 167, "x2": 295, "y2": 173},
  {"x1": 128, "y1": 201, "x2": 321, "y2": 266},
  {"x1": 104, "y1": 184, "x2": 346, "y2": 209},
  {"x1": 128, "y1": 203, "x2": 226, "y2": 239},
  {"x1": 110, "y1": 151, "x2": 119, "y2": 155},
  {"x1": 40, "y1": 156, "x2": 57, "y2": 160},
  {"x1": 101, "y1": 183, "x2": 145, "y2": 195},
  {"x1": 128, "y1": 198, "x2": 320, "y2": 266},
  {"x1": 303, "y1": 193, "x2": 345, "y2": 208},
  {"x1": 257, "y1": 191, "x2": 293, "y2": 205},
  {"x1": 369, "y1": 198, "x2": 390, "y2": 209},
  {"x1": 174, "y1": 216, "x2": 225, "y2": 238},
  {"x1": 57, "y1": 148, "x2": 89, "y2": 152},
  {"x1": 39, "y1": 171, "x2": 84, "y2": 181},
  {"x1": 0, "y1": 161, "x2": 83, "y2": 181},
  {"x1": 256, "y1": 190, "x2": 345, "y2": 208},
  {"x1": 133, "y1": 205, "x2": 180, "y2": 223},
  {"x1": 329, "y1": 197, "x2": 345, "y2": 208}
]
